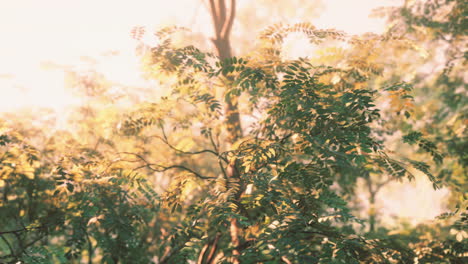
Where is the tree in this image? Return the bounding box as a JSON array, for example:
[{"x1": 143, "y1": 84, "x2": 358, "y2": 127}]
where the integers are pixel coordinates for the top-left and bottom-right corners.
[
  {"x1": 0, "y1": 0, "x2": 466, "y2": 263},
  {"x1": 377, "y1": 0, "x2": 467, "y2": 202}
]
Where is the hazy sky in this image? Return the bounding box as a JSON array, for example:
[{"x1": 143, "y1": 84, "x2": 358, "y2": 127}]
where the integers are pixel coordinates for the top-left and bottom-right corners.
[{"x1": 0, "y1": 0, "x2": 401, "y2": 111}]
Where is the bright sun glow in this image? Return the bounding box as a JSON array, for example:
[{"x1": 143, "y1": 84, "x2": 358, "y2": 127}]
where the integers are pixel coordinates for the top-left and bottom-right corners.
[
  {"x1": 0, "y1": 0, "x2": 198, "y2": 111},
  {"x1": 0, "y1": 0, "x2": 399, "y2": 111},
  {"x1": 0, "y1": 0, "x2": 448, "y2": 226}
]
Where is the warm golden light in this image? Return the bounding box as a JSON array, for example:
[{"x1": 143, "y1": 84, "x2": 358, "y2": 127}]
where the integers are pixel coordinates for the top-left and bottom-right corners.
[
  {"x1": 0, "y1": 0, "x2": 447, "y2": 227},
  {"x1": 0, "y1": 0, "x2": 399, "y2": 111}
]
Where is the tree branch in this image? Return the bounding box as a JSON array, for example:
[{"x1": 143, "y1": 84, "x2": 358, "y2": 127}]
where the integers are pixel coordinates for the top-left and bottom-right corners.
[
  {"x1": 281, "y1": 256, "x2": 293, "y2": 264},
  {"x1": 206, "y1": 233, "x2": 220, "y2": 263},
  {"x1": 375, "y1": 178, "x2": 393, "y2": 193},
  {"x1": 0, "y1": 234, "x2": 15, "y2": 259},
  {"x1": 119, "y1": 152, "x2": 215, "y2": 180},
  {"x1": 221, "y1": 0, "x2": 236, "y2": 39},
  {"x1": 0, "y1": 225, "x2": 47, "y2": 236},
  {"x1": 208, "y1": 0, "x2": 222, "y2": 37},
  {"x1": 156, "y1": 126, "x2": 227, "y2": 163},
  {"x1": 207, "y1": 129, "x2": 228, "y2": 179},
  {"x1": 218, "y1": 0, "x2": 227, "y2": 29}
]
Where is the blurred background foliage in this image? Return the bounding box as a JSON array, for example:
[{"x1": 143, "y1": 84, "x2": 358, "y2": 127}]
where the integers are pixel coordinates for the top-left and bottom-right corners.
[{"x1": 0, "y1": 0, "x2": 466, "y2": 263}]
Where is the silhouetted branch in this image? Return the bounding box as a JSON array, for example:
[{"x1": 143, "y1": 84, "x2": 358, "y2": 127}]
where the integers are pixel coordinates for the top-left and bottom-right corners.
[
  {"x1": 208, "y1": 0, "x2": 221, "y2": 36},
  {"x1": 119, "y1": 152, "x2": 215, "y2": 180},
  {"x1": 0, "y1": 234, "x2": 15, "y2": 259},
  {"x1": 221, "y1": 0, "x2": 236, "y2": 38},
  {"x1": 0, "y1": 225, "x2": 47, "y2": 236},
  {"x1": 208, "y1": 0, "x2": 236, "y2": 41},
  {"x1": 156, "y1": 126, "x2": 227, "y2": 163}
]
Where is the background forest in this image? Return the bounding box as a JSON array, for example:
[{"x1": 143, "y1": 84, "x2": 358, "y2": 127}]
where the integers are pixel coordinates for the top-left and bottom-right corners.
[{"x1": 0, "y1": 0, "x2": 466, "y2": 263}]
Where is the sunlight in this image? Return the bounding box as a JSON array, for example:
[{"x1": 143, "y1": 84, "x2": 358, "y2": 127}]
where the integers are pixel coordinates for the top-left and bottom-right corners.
[
  {"x1": 379, "y1": 178, "x2": 450, "y2": 226},
  {"x1": 314, "y1": 0, "x2": 401, "y2": 35},
  {"x1": 356, "y1": 175, "x2": 450, "y2": 227},
  {"x1": 0, "y1": 1, "x2": 464, "y2": 261},
  {"x1": 282, "y1": 0, "x2": 401, "y2": 59},
  {"x1": 0, "y1": 0, "x2": 196, "y2": 112},
  {"x1": 0, "y1": 0, "x2": 449, "y2": 229},
  {"x1": 0, "y1": 66, "x2": 76, "y2": 111},
  {"x1": 0, "y1": 0, "x2": 399, "y2": 112}
]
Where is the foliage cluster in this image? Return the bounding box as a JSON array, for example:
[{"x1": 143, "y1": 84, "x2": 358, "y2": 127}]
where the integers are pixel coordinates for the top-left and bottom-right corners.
[{"x1": 0, "y1": 0, "x2": 466, "y2": 263}]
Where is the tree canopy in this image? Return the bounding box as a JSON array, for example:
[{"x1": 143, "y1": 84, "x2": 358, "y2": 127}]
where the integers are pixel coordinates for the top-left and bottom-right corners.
[{"x1": 0, "y1": 0, "x2": 466, "y2": 263}]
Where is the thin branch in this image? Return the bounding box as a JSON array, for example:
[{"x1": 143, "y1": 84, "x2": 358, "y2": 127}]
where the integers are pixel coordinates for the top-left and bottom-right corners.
[
  {"x1": 198, "y1": 233, "x2": 221, "y2": 264},
  {"x1": 364, "y1": 173, "x2": 374, "y2": 195},
  {"x1": 206, "y1": 233, "x2": 220, "y2": 263},
  {"x1": 21, "y1": 234, "x2": 47, "y2": 253},
  {"x1": 156, "y1": 127, "x2": 227, "y2": 162},
  {"x1": 207, "y1": 131, "x2": 228, "y2": 179},
  {"x1": 197, "y1": 243, "x2": 210, "y2": 264},
  {"x1": 281, "y1": 256, "x2": 293, "y2": 264},
  {"x1": 0, "y1": 234, "x2": 48, "y2": 264},
  {"x1": 221, "y1": 0, "x2": 236, "y2": 39},
  {"x1": 375, "y1": 178, "x2": 394, "y2": 192},
  {"x1": 208, "y1": 130, "x2": 219, "y2": 153},
  {"x1": 85, "y1": 230, "x2": 94, "y2": 264},
  {"x1": 0, "y1": 225, "x2": 47, "y2": 236},
  {"x1": 119, "y1": 152, "x2": 215, "y2": 180},
  {"x1": 0, "y1": 221, "x2": 52, "y2": 261},
  {"x1": 208, "y1": 0, "x2": 222, "y2": 37},
  {"x1": 229, "y1": 218, "x2": 241, "y2": 263},
  {"x1": 218, "y1": 159, "x2": 228, "y2": 179},
  {"x1": 99, "y1": 158, "x2": 127, "y2": 175},
  {"x1": 280, "y1": 133, "x2": 293, "y2": 144},
  {"x1": 160, "y1": 135, "x2": 224, "y2": 159},
  {"x1": 0, "y1": 254, "x2": 15, "y2": 260},
  {"x1": 0, "y1": 234, "x2": 15, "y2": 259},
  {"x1": 218, "y1": 0, "x2": 227, "y2": 28},
  {"x1": 153, "y1": 165, "x2": 215, "y2": 180},
  {"x1": 160, "y1": 239, "x2": 190, "y2": 264}
]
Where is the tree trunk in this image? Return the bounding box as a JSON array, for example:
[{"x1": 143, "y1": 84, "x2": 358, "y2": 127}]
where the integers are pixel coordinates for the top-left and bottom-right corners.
[
  {"x1": 205, "y1": 1, "x2": 243, "y2": 263},
  {"x1": 208, "y1": 0, "x2": 242, "y2": 143},
  {"x1": 369, "y1": 192, "x2": 376, "y2": 233},
  {"x1": 365, "y1": 174, "x2": 376, "y2": 233}
]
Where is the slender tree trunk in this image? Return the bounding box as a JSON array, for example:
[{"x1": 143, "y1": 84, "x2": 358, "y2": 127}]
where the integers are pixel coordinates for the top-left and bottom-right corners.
[
  {"x1": 365, "y1": 175, "x2": 376, "y2": 233},
  {"x1": 365, "y1": 173, "x2": 393, "y2": 233},
  {"x1": 208, "y1": 0, "x2": 242, "y2": 143},
  {"x1": 365, "y1": 173, "x2": 390, "y2": 233},
  {"x1": 368, "y1": 192, "x2": 376, "y2": 233},
  {"x1": 205, "y1": 1, "x2": 242, "y2": 263}
]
